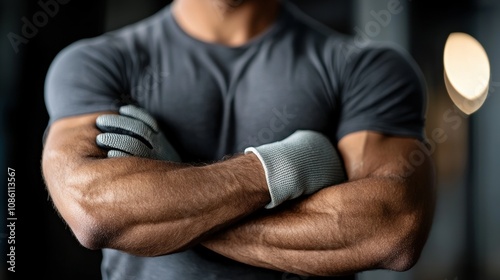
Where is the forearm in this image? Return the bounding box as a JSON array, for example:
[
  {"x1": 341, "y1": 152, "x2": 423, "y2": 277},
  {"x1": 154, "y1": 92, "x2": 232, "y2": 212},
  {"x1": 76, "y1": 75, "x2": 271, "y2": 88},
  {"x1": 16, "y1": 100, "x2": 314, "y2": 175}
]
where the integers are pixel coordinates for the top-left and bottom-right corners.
[
  {"x1": 42, "y1": 114, "x2": 269, "y2": 256},
  {"x1": 203, "y1": 176, "x2": 434, "y2": 276}
]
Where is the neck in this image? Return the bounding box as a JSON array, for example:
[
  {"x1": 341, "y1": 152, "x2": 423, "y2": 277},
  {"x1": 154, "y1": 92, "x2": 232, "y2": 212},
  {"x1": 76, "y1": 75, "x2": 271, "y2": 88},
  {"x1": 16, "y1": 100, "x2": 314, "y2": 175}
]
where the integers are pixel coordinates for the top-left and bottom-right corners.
[{"x1": 172, "y1": 0, "x2": 281, "y2": 46}]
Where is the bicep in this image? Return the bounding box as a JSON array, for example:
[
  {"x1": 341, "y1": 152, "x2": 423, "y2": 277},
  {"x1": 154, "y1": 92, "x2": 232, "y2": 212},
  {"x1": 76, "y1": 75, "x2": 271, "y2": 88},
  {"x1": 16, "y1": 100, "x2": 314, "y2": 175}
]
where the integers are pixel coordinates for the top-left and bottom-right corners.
[
  {"x1": 338, "y1": 130, "x2": 434, "y2": 184},
  {"x1": 41, "y1": 113, "x2": 112, "y2": 236},
  {"x1": 337, "y1": 130, "x2": 436, "y2": 243},
  {"x1": 42, "y1": 112, "x2": 116, "y2": 203},
  {"x1": 43, "y1": 112, "x2": 113, "y2": 162}
]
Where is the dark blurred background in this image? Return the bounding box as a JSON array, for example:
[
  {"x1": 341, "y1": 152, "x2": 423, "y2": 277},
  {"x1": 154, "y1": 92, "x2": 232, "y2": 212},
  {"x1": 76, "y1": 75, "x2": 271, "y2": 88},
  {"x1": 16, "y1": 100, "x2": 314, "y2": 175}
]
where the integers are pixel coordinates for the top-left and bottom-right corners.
[{"x1": 1, "y1": 0, "x2": 499, "y2": 279}]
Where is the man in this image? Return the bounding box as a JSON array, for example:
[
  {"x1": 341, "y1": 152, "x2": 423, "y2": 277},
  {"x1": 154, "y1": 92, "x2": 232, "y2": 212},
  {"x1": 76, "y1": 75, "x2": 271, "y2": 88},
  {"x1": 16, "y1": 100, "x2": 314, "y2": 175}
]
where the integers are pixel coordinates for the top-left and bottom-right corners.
[{"x1": 41, "y1": 0, "x2": 436, "y2": 279}]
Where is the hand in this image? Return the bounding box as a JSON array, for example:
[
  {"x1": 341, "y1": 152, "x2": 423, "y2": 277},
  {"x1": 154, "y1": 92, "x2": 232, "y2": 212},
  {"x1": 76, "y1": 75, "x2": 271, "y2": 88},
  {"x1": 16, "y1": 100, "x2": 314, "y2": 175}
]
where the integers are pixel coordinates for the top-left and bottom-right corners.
[
  {"x1": 245, "y1": 130, "x2": 346, "y2": 209},
  {"x1": 95, "y1": 104, "x2": 181, "y2": 161}
]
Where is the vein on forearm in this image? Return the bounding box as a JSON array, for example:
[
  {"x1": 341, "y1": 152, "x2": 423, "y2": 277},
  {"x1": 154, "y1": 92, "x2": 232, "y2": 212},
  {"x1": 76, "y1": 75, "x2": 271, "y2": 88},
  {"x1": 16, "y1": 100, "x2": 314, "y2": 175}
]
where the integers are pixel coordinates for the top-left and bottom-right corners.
[
  {"x1": 42, "y1": 114, "x2": 269, "y2": 256},
  {"x1": 84, "y1": 156, "x2": 268, "y2": 253},
  {"x1": 203, "y1": 173, "x2": 433, "y2": 276}
]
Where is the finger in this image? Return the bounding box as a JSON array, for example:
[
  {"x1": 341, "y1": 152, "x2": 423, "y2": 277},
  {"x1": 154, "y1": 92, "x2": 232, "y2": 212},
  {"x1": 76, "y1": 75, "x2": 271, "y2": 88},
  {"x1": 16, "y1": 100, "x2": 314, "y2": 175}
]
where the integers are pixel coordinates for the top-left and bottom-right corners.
[
  {"x1": 108, "y1": 150, "x2": 132, "y2": 158},
  {"x1": 96, "y1": 115, "x2": 153, "y2": 148},
  {"x1": 96, "y1": 133, "x2": 152, "y2": 158},
  {"x1": 119, "y1": 105, "x2": 159, "y2": 133}
]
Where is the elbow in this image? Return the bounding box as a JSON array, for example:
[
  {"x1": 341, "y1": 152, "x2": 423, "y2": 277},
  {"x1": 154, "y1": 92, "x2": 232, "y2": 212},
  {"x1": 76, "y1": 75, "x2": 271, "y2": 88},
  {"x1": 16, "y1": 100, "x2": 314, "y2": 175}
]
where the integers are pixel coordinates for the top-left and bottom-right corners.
[
  {"x1": 382, "y1": 179, "x2": 436, "y2": 272},
  {"x1": 48, "y1": 182, "x2": 116, "y2": 251},
  {"x1": 383, "y1": 247, "x2": 422, "y2": 272},
  {"x1": 46, "y1": 191, "x2": 113, "y2": 251},
  {"x1": 380, "y1": 213, "x2": 433, "y2": 272},
  {"x1": 71, "y1": 221, "x2": 107, "y2": 251},
  {"x1": 44, "y1": 171, "x2": 114, "y2": 249},
  {"x1": 42, "y1": 138, "x2": 119, "y2": 251},
  {"x1": 64, "y1": 204, "x2": 115, "y2": 251},
  {"x1": 69, "y1": 209, "x2": 190, "y2": 256}
]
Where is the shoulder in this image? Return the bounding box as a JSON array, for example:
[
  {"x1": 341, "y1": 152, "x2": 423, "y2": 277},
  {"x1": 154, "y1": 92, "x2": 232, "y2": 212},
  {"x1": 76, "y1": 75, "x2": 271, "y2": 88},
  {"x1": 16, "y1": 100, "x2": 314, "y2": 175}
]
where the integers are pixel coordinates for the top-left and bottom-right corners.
[
  {"x1": 45, "y1": 35, "x2": 125, "y2": 93},
  {"x1": 49, "y1": 4, "x2": 171, "y2": 70},
  {"x1": 343, "y1": 40, "x2": 421, "y2": 71},
  {"x1": 331, "y1": 42, "x2": 428, "y2": 141},
  {"x1": 46, "y1": 4, "x2": 173, "y2": 92},
  {"x1": 282, "y1": 3, "x2": 418, "y2": 75},
  {"x1": 331, "y1": 39, "x2": 426, "y2": 90}
]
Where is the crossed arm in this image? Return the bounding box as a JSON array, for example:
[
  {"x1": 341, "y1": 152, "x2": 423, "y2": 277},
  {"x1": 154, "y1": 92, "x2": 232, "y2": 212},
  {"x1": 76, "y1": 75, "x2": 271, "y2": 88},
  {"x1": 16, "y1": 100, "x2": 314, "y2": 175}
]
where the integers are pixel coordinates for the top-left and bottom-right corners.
[
  {"x1": 203, "y1": 131, "x2": 436, "y2": 275},
  {"x1": 41, "y1": 112, "x2": 436, "y2": 276}
]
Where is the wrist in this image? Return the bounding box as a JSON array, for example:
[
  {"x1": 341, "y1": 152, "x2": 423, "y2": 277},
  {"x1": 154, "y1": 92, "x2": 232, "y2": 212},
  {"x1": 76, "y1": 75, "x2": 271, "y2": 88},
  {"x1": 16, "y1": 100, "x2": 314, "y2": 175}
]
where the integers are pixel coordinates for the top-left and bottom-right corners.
[
  {"x1": 245, "y1": 152, "x2": 271, "y2": 202},
  {"x1": 217, "y1": 153, "x2": 270, "y2": 207},
  {"x1": 244, "y1": 130, "x2": 347, "y2": 209}
]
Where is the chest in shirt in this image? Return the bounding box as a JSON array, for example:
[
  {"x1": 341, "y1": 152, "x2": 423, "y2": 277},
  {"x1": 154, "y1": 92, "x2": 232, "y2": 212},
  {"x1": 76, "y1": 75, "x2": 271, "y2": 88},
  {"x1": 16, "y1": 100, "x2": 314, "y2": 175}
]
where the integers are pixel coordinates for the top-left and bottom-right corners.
[{"x1": 131, "y1": 52, "x2": 339, "y2": 162}]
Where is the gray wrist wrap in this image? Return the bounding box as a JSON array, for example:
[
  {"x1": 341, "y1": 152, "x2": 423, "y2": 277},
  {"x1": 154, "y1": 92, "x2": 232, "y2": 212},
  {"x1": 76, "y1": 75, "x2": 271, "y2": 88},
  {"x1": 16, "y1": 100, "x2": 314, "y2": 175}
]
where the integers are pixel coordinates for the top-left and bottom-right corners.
[{"x1": 245, "y1": 130, "x2": 346, "y2": 209}]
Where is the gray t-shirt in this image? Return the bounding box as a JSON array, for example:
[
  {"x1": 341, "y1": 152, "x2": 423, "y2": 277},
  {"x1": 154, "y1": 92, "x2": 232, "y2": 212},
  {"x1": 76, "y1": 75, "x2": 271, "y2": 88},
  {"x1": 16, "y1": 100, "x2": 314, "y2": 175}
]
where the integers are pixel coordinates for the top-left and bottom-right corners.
[{"x1": 44, "y1": 2, "x2": 427, "y2": 280}]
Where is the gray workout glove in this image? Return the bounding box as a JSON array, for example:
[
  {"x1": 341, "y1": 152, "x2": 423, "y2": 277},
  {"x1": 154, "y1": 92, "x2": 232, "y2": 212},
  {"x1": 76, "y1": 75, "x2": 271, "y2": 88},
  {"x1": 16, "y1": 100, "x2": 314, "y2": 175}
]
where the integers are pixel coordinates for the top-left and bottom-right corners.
[
  {"x1": 245, "y1": 130, "x2": 346, "y2": 209},
  {"x1": 95, "y1": 104, "x2": 181, "y2": 161}
]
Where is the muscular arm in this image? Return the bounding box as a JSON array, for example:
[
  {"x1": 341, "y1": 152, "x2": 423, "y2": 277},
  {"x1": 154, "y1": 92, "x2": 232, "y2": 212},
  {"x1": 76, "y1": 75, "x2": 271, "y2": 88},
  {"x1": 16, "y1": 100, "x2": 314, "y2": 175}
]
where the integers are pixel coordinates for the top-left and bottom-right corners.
[
  {"x1": 202, "y1": 131, "x2": 436, "y2": 276},
  {"x1": 41, "y1": 112, "x2": 270, "y2": 256}
]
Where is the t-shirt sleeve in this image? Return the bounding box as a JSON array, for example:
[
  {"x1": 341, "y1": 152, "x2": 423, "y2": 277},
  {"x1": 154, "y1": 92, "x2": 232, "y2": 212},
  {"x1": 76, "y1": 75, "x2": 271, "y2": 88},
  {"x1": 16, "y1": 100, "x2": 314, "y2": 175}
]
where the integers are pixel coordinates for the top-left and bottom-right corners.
[
  {"x1": 44, "y1": 37, "x2": 127, "y2": 126},
  {"x1": 335, "y1": 42, "x2": 428, "y2": 141}
]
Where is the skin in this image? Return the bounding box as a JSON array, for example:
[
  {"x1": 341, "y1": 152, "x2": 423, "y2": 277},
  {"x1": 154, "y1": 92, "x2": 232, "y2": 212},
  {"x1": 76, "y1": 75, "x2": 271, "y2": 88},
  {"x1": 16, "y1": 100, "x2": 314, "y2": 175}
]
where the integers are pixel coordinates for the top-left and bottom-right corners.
[
  {"x1": 42, "y1": 113, "x2": 270, "y2": 256},
  {"x1": 202, "y1": 131, "x2": 436, "y2": 276},
  {"x1": 171, "y1": 0, "x2": 282, "y2": 46},
  {"x1": 41, "y1": 0, "x2": 437, "y2": 277}
]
